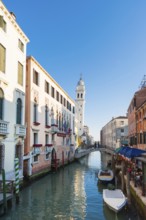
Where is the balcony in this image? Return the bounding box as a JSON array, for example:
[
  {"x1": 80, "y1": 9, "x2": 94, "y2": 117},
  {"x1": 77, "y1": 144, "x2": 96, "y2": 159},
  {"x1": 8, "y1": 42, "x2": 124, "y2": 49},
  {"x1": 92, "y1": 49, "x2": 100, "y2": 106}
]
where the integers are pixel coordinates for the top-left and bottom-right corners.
[
  {"x1": 0, "y1": 120, "x2": 9, "y2": 136},
  {"x1": 45, "y1": 125, "x2": 51, "y2": 129},
  {"x1": 15, "y1": 124, "x2": 26, "y2": 137},
  {"x1": 33, "y1": 122, "x2": 40, "y2": 126},
  {"x1": 45, "y1": 144, "x2": 53, "y2": 147},
  {"x1": 33, "y1": 144, "x2": 42, "y2": 155},
  {"x1": 57, "y1": 132, "x2": 66, "y2": 137},
  {"x1": 51, "y1": 124, "x2": 58, "y2": 133},
  {"x1": 45, "y1": 144, "x2": 53, "y2": 153}
]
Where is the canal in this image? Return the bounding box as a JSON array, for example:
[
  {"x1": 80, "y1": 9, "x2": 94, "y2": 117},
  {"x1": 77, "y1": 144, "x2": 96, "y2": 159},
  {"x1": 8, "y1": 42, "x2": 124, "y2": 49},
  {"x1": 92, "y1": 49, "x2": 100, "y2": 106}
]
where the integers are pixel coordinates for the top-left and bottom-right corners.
[{"x1": 1, "y1": 151, "x2": 142, "y2": 220}]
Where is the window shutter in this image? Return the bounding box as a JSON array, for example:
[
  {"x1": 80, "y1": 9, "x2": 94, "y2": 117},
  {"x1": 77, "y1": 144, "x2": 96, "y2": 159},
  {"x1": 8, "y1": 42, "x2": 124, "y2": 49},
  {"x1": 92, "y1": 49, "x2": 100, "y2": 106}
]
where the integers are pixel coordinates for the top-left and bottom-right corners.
[
  {"x1": 18, "y1": 62, "x2": 23, "y2": 85},
  {"x1": 0, "y1": 44, "x2": 5, "y2": 72},
  {"x1": 0, "y1": 16, "x2": 4, "y2": 28}
]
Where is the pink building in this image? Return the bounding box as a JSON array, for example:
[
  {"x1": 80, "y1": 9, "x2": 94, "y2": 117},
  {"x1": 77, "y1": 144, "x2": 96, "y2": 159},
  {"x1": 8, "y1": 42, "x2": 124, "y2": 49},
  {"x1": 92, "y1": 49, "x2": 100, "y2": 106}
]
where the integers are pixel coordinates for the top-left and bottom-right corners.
[{"x1": 24, "y1": 56, "x2": 76, "y2": 178}]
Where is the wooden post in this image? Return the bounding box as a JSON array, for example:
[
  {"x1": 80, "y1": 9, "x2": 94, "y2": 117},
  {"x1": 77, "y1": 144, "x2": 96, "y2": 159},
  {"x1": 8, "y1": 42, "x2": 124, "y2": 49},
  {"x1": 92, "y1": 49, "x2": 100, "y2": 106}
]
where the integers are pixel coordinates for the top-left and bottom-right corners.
[
  {"x1": 126, "y1": 170, "x2": 131, "y2": 205},
  {"x1": 14, "y1": 158, "x2": 19, "y2": 203},
  {"x1": 55, "y1": 153, "x2": 57, "y2": 171},
  {"x1": 62, "y1": 151, "x2": 64, "y2": 167},
  {"x1": 121, "y1": 160, "x2": 125, "y2": 192},
  {"x1": 142, "y1": 162, "x2": 146, "y2": 196},
  {"x1": 2, "y1": 169, "x2": 7, "y2": 213}
]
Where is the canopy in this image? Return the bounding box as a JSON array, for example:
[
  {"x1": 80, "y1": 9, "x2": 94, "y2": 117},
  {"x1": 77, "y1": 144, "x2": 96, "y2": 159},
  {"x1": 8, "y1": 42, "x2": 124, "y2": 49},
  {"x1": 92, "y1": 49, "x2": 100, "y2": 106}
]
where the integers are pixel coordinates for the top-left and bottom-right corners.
[
  {"x1": 117, "y1": 146, "x2": 131, "y2": 156},
  {"x1": 116, "y1": 146, "x2": 146, "y2": 159},
  {"x1": 125, "y1": 148, "x2": 146, "y2": 159}
]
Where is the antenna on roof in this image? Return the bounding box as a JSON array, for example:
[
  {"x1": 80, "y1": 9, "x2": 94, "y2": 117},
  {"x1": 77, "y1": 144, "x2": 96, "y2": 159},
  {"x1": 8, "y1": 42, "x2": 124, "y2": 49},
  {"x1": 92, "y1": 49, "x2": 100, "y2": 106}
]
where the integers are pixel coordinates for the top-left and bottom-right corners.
[{"x1": 139, "y1": 75, "x2": 146, "y2": 89}]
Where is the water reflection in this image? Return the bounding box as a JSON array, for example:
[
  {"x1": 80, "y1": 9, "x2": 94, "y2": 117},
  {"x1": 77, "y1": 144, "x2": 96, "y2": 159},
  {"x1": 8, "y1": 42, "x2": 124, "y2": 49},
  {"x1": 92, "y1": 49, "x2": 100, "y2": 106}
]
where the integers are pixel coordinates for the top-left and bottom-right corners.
[{"x1": 1, "y1": 151, "x2": 142, "y2": 220}]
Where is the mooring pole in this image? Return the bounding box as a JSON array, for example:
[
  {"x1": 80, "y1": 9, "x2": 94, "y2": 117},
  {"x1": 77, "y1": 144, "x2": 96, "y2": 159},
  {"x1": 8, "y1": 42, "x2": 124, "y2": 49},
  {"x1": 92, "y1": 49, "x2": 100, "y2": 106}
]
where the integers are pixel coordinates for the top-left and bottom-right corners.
[
  {"x1": 2, "y1": 169, "x2": 7, "y2": 213},
  {"x1": 14, "y1": 158, "x2": 19, "y2": 203},
  {"x1": 126, "y1": 170, "x2": 131, "y2": 205}
]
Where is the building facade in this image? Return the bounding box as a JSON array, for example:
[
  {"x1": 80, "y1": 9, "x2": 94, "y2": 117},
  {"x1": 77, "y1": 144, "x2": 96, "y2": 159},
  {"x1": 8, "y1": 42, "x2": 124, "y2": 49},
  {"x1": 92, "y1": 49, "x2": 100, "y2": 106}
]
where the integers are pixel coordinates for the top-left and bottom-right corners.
[
  {"x1": 0, "y1": 1, "x2": 29, "y2": 180},
  {"x1": 100, "y1": 116, "x2": 128, "y2": 149},
  {"x1": 127, "y1": 87, "x2": 146, "y2": 148},
  {"x1": 24, "y1": 56, "x2": 76, "y2": 178}
]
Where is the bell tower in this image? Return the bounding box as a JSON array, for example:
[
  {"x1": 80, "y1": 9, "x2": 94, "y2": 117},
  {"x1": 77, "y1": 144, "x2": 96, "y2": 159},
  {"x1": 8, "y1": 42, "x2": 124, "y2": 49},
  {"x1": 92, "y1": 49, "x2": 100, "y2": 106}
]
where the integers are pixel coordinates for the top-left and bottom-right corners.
[{"x1": 75, "y1": 74, "x2": 85, "y2": 136}]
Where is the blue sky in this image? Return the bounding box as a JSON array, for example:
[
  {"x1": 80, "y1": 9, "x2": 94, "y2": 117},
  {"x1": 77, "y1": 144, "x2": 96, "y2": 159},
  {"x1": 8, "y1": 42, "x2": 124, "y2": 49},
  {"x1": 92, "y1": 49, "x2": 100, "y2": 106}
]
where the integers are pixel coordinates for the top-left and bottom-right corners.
[{"x1": 3, "y1": 0, "x2": 146, "y2": 141}]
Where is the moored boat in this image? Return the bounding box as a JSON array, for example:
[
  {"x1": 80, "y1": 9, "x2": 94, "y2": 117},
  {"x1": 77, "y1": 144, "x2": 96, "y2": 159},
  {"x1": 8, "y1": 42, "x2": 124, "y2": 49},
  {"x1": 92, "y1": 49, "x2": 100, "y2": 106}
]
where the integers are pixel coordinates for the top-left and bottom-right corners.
[
  {"x1": 98, "y1": 169, "x2": 114, "y2": 182},
  {"x1": 103, "y1": 189, "x2": 127, "y2": 213}
]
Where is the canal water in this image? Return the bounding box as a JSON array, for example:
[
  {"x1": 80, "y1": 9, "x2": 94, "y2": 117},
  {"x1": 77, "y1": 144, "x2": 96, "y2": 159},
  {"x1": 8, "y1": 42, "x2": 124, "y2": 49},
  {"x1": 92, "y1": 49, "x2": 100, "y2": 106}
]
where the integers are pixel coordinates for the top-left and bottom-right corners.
[{"x1": 1, "y1": 151, "x2": 142, "y2": 220}]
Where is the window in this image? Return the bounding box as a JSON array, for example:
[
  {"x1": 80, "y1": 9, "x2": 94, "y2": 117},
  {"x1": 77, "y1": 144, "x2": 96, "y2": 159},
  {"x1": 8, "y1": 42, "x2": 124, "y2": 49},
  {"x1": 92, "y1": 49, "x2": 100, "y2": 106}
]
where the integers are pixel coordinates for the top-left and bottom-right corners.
[
  {"x1": 33, "y1": 69, "x2": 39, "y2": 85},
  {"x1": 0, "y1": 16, "x2": 6, "y2": 32},
  {"x1": 73, "y1": 107, "x2": 75, "y2": 114},
  {"x1": 120, "y1": 121, "x2": 124, "y2": 125},
  {"x1": 18, "y1": 39, "x2": 24, "y2": 52},
  {"x1": 34, "y1": 133, "x2": 38, "y2": 144},
  {"x1": 51, "y1": 86, "x2": 55, "y2": 98},
  {"x1": 45, "y1": 105, "x2": 49, "y2": 126},
  {"x1": 45, "y1": 134, "x2": 49, "y2": 145},
  {"x1": 140, "y1": 133, "x2": 143, "y2": 144},
  {"x1": 0, "y1": 88, "x2": 4, "y2": 120},
  {"x1": 34, "y1": 155, "x2": 39, "y2": 162},
  {"x1": 121, "y1": 128, "x2": 124, "y2": 133},
  {"x1": 60, "y1": 95, "x2": 63, "y2": 104},
  {"x1": 77, "y1": 93, "x2": 79, "y2": 98},
  {"x1": 81, "y1": 93, "x2": 83, "y2": 98},
  {"x1": 0, "y1": 44, "x2": 6, "y2": 73},
  {"x1": 45, "y1": 81, "x2": 49, "y2": 94},
  {"x1": 34, "y1": 102, "x2": 38, "y2": 122},
  {"x1": 144, "y1": 132, "x2": 146, "y2": 144},
  {"x1": 18, "y1": 62, "x2": 23, "y2": 86},
  {"x1": 16, "y1": 98, "x2": 22, "y2": 124},
  {"x1": 56, "y1": 91, "x2": 59, "y2": 102},
  {"x1": 64, "y1": 98, "x2": 66, "y2": 107}
]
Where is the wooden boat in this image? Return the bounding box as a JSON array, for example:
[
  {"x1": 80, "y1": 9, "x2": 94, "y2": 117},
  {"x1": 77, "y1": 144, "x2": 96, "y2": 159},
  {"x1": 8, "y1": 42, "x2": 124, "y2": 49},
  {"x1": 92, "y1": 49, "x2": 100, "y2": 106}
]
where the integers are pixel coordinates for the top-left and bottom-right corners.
[
  {"x1": 98, "y1": 169, "x2": 114, "y2": 182},
  {"x1": 103, "y1": 189, "x2": 127, "y2": 213}
]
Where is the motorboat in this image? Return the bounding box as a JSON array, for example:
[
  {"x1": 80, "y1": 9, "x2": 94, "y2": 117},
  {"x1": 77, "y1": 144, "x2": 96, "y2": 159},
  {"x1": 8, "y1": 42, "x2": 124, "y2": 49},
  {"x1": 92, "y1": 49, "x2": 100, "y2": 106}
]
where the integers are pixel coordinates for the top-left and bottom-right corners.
[
  {"x1": 98, "y1": 169, "x2": 114, "y2": 182},
  {"x1": 103, "y1": 189, "x2": 127, "y2": 213}
]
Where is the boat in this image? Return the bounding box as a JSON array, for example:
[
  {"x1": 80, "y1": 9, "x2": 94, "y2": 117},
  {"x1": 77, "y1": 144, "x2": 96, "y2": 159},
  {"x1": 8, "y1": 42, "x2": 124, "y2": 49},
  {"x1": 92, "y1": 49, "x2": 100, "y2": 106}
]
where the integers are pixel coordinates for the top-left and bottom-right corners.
[
  {"x1": 98, "y1": 169, "x2": 114, "y2": 182},
  {"x1": 103, "y1": 189, "x2": 127, "y2": 213}
]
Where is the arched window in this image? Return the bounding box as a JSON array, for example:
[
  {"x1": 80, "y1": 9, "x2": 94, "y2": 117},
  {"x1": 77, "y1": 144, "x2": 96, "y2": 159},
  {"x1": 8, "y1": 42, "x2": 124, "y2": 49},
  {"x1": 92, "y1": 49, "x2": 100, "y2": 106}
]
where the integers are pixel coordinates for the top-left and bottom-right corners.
[
  {"x1": 81, "y1": 93, "x2": 83, "y2": 98},
  {"x1": 0, "y1": 89, "x2": 4, "y2": 120},
  {"x1": 16, "y1": 98, "x2": 22, "y2": 124},
  {"x1": 77, "y1": 93, "x2": 79, "y2": 98}
]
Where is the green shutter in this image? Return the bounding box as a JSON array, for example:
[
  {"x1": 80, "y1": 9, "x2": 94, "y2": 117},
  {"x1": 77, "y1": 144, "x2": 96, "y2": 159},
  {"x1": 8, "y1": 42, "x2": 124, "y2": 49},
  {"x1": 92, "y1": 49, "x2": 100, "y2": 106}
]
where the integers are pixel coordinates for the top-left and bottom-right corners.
[
  {"x1": 0, "y1": 44, "x2": 5, "y2": 72},
  {"x1": 18, "y1": 62, "x2": 23, "y2": 86},
  {"x1": 0, "y1": 16, "x2": 4, "y2": 28}
]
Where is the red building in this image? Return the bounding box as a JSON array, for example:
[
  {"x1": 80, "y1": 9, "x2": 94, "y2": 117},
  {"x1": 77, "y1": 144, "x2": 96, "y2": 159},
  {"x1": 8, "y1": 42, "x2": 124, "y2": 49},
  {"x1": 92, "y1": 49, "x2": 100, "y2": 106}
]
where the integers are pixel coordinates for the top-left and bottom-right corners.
[{"x1": 127, "y1": 87, "x2": 146, "y2": 149}]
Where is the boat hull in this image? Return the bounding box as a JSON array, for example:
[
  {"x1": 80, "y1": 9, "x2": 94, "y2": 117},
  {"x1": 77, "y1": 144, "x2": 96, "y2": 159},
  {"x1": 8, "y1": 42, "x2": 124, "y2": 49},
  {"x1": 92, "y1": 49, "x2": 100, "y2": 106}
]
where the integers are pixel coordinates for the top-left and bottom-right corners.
[
  {"x1": 98, "y1": 169, "x2": 114, "y2": 183},
  {"x1": 103, "y1": 189, "x2": 127, "y2": 213}
]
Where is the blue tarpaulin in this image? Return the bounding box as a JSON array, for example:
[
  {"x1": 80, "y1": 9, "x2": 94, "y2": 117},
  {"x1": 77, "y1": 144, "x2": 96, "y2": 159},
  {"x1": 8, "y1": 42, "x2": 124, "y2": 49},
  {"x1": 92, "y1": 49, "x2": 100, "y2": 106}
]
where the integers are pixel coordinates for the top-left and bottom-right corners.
[{"x1": 116, "y1": 146, "x2": 146, "y2": 159}]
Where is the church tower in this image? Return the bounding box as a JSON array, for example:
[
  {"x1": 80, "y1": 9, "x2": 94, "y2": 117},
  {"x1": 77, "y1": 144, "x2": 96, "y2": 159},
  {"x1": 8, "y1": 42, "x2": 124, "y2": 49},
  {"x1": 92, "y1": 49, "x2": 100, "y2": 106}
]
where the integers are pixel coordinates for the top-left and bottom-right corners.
[{"x1": 75, "y1": 75, "x2": 85, "y2": 136}]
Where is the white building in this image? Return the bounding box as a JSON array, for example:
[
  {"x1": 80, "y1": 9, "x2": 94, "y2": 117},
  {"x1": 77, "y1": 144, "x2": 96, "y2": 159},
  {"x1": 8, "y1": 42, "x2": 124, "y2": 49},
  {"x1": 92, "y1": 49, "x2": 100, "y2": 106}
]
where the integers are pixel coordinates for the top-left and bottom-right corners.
[
  {"x1": 24, "y1": 56, "x2": 76, "y2": 177},
  {"x1": 100, "y1": 116, "x2": 128, "y2": 150},
  {"x1": 0, "y1": 1, "x2": 29, "y2": 180}
]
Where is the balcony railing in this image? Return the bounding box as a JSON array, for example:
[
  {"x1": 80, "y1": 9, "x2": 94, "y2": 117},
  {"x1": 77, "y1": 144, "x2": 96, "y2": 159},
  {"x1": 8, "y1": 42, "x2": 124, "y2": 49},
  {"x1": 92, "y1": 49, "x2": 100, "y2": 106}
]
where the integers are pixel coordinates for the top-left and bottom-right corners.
[
  {"x1": 33, "y1": 144, "x2": 42, "y2": 154},
  {"x1": 0, "y1": 120, "x2": 9, "y2": 136},
  {"x1": 15, "y1": 124, "x2": 26, "y2": 137},
  {"x1": 46, "y1": 145, "x2": 53, "y2": 153},
  {"x1": 33, "y1": 122, "x2": 40, "y2": 126},
  {"x1": 51, "y1": 124, "x2": 58, "y2": 133},
  {"x1": 45, "y1": 125, "x2": 51, "y2": 129}
]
